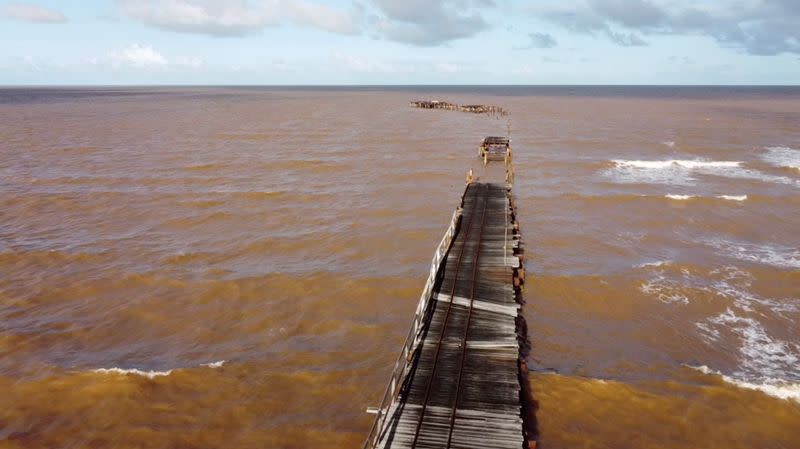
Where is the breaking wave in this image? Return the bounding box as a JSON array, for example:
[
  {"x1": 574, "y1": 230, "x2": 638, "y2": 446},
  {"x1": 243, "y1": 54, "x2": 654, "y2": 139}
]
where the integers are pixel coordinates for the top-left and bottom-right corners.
[
  {"x1": 763, "y1": 147, "x2": 800, "y2": 171},
  {"x1": 664, "y1": 194, "x2": 747, "y2": 201},
  {"x1": 665, "y1": 194, "x2": 695, "y2": 200},
  {"x1": 693, "y1": 305, "x2": 800, "y2": 404},
  {"x1": 706, "y1": 238, "x2": 800, "y2": 269},
  {"x1": 92, "y1": 367, "x2": 174, "y2": 379},
  {"x1": 606, "y1": 159, "x2": 797, "y2": 186},
  {"x1": 689, "y1": 365, "x2": 800, "y2": 402},
  {"x1": 691, "y1": 265, "x2": 800, "y2": 403},
  {"x1": 607, "y1": 159, "x2": 741, "y2": 185},
  {"x1": 635, "y1": 260, "x2": 672, "y2": 268},
  {"x1": 717, "y1": 195, "x2": 747, "y2": 201},
  {"x1": 639, "y1": 273, "x2": 689, "y2": 304},
  {"x1": 615, "y1": 160, "x2": 742, "y2": 170},
  {"x1": 91, "y1": 360, "x2": 226, "y2": 379}
]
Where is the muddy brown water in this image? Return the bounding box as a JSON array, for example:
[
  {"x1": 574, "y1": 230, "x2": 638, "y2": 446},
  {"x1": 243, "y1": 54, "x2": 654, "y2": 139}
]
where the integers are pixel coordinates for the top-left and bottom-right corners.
[{"x1": 1, "y1": 87, "x2": 799, "y2": 448}]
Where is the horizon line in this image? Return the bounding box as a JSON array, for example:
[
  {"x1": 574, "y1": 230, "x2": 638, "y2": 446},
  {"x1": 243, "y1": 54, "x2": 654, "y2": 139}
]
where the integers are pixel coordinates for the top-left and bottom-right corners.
[{"x1": 1, "y1": 83, "x2": 799, "y2": 88}]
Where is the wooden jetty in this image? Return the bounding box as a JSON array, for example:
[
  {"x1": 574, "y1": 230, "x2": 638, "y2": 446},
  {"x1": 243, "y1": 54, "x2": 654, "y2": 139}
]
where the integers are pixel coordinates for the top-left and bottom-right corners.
[{"x1": 364, "y1": 148, "x2": 533, "y2": 449}]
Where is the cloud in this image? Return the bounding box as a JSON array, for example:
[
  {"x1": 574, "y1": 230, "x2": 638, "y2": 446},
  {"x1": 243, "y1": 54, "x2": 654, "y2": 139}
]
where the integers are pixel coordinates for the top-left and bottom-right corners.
[
  {"x1": 2, "y1": 3, "x2": 67, "y2": 23},
  {"x1": 7, "y1": 55, "x2": 49, "y2": 71},
  {"x1": 282, "y1": 0, "x2": 362, "y2": 34},
  {"x1": 108, "y1": 44, "x2": 168, "y2": 68},
  {"x1": 120, "y1": 0, "x2": 276, "y2": 36},
  {"x1": 514, "y1": 32, "x2": 557, "y2": 49},
  {"x1": 606, "y1": 29, "x2": 646, "y2": 46},
  {"x1": 175, "y1": 56, "x2": 205, "y2": 69},
  {"x1": 270, "y1": 60, "x2": 297, "y2": 71},
  {"x1": 330, "y1": 55, "x2": 477, "y2": 76},
  {"x1": 120, "y1": 0, "x2": 362, "y2": 37},
  {"x1": 119, "y1": 0, "x2": 494, "y2": 46},
  {"x1": 433, "y1": 62, "x2": 461, "y2": 73},
  {"x1": 333, "y1": 52, "x2": 398, "y2": 73},
  {"x1": 511, "y1": 65, "x2": 535, "y2": 75},
  {"x1": 589, "y1": 0, "x2": 665, "y2": 28},
  {"x1": 669, "y1": 55, "x2": 694, "y2": 65},
  {"x1": 369, "y1": 0, "x2": 494, "y2": 46},
  {"x1": 537, "y1": 0, "x2": 800, "y2": 55},
  {"x1": 85, "y1": 44, "x2": 204, "y2": 70}
]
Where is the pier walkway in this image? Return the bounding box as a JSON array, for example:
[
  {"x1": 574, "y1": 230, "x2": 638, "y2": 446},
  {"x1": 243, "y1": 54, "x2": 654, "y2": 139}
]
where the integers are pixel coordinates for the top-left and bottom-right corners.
[{"x1": 364, "y1": 178, "x2": 530, "y2": 449}]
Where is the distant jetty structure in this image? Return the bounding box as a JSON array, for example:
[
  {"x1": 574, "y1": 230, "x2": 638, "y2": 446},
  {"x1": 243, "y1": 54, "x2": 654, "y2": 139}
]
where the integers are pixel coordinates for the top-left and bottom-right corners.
[
  {"x1": 363, "y1": 136, "x2": 535, "y2": 449},
  {"x1": 410, "y1": 100, "x2": 508, "y2": 117}
]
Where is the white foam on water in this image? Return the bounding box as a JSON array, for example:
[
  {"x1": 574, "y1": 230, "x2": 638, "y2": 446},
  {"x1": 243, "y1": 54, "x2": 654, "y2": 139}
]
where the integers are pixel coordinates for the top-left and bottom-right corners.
[
  {"x1": 615, "y1": 160, "x2": 742, "y2": 169},
  {"x1": 763, "y1": 147, "x2": 800, "y2": 171},
  {"x1": 606, "y1": 159, "x2": 742, "y2": 185},
  {"x1": 706, "y1": 238, "x2": 800, "y2": 269},
  {"x1": 688, "y1": 365, "x2": 800, "y2": 402},
  {"x1": 638, "y1": 263, "x2": 799, "y2": 401},
  {"x1": 665, "y1": 194, "x2": 695, "y2": 200},
  {"x1": 92, "y1": 367, "x2": 173, "y2": 379},
  {"x1": 708, "y1": 266, "x2": 798, "y2": 315},
  {"x1": 635, "y1": 260, "x2": 672, "y2": 268},
  {"x1": 690, "y1": 265, "x2": 800, "y2": 402},
  {"x1": 202, "y1": 360, "x2": 226, "y2": 368},
  {"x1": 663, "y1": 194, "x2": 746, "y2": 201},
  {"x1": 717, "y1": 195, "x2": 747, "y2": 201},
  {"x1": 695, "y1": 322, "x2": 721, "y2": 341},
  {"x1": 92, "y1": 360, "x2": 227, "y2": 378},
  {"x1": 606, "y1": 158, "x2": 798, "y2": 187},
  {"x1": 713, "y1": 166, "x2": 799, "y2": 187},
  {"x1": 639, "y1": 273, "x2": 690, "y2": 305},
  {"x1": 662, "y1": 141, "x2": 676, "y2": 148},
  {"x1": 703, "y1": 307, "x2": 800, "y2": 380},
  {"x1": 713, "y1": 309, "x2": 799, "y2": 369}
]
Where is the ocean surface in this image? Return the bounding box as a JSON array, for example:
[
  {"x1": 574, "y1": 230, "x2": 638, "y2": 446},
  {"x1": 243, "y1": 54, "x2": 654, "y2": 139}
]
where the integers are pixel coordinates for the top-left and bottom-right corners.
[{"x1": 1, "y1": 86, "x2": 798, "y2": 448}]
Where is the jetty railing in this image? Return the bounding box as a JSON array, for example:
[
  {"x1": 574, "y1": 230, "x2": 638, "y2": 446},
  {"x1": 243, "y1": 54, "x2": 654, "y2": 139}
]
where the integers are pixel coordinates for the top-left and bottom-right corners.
[{"x1": 363, "y1": 206, "x2": 463, "y2": 449}]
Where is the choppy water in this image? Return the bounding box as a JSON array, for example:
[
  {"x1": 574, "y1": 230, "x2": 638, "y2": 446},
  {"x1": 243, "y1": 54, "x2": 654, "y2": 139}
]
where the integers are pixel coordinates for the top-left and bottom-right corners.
[{"x1": 1, "y1": 86, "x2": 799, "y2": 448}]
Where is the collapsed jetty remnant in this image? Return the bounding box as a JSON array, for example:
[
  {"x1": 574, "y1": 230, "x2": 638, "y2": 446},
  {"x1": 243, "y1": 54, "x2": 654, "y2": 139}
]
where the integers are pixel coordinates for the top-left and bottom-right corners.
[
  {"x1": 410, "y1": 100, "x2": 508, "y2": 117},
  {"x1": 459, "y1": 104, "x2": 508, "y2": 116},
  {"x1": 363, "y1": 138, "x2": 536, "y2": 449},
  {"x1": 409, "y1": 100, "x2": 458, "y2": 111},
  {"x1": 478, "y1": 136, "x2": 512, "y2": 165}
]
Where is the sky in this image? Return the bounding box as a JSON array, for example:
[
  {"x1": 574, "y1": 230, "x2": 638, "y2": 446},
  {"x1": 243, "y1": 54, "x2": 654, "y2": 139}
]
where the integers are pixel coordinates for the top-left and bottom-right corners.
[{"x1": 0, "y1": 0, "x2": 799, "y2": 85}]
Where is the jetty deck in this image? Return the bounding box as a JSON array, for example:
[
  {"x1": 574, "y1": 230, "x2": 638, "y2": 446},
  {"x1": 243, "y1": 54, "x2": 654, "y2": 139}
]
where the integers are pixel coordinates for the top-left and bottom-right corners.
[{"x1": 364, "y1": 178, "x2": 530, "y2": 449}]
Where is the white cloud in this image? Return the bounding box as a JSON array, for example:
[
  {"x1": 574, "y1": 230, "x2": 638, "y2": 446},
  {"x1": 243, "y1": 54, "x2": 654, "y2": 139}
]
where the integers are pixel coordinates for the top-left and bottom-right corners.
[
  {"x1": 333, "y1": 53, "x2": 397, "y2": 73},
  {"x1": 511, "y1": 65, "x2": 535, "y2": 75},
  {"x1": 281, "y1": 0, "x2": 362, "y2": 34},
  {"x1": 120, "y1": 0, "x2": 362, "y2": 37},
  {"x1": 271, "y1": 60, "x2": 299, "y2": 72},
  {"x1": 433, "y1": 62, "x2": 461, "y2": 73},
  {"x1": 92, "y1": 44, "x2": 205, "y2": 71},
  {"x1": 9, "y1": 55, "x2": 46, "y2": 71},
  {"x1": 369, "y1": 0, "x2": 493, "y2": 46},
  {"x1": 120, "y1": 0, "x2": 277, "y2": 36},
  {"x1": 536, "y1": 0, "x2": 800, "y2": 55},
  {"x1": 175, "y1": 56, "x2": 205, "y2": 69},
  {"x1": 108, "y1": 44, "x2": 168, "y2": 68},
  {"x1": 2, "y1": 3, "x2": 67, "y2": 23}
]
